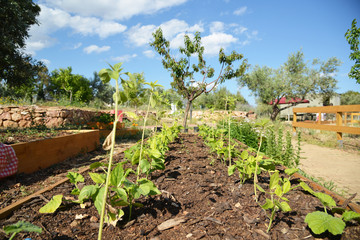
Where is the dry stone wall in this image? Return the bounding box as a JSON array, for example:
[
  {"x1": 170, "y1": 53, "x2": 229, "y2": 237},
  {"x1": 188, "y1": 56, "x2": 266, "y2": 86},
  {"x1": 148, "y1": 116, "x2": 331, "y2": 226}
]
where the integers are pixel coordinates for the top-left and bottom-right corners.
[{"x1": 0, "y1": 106, "x2": 101, "y2": 128}]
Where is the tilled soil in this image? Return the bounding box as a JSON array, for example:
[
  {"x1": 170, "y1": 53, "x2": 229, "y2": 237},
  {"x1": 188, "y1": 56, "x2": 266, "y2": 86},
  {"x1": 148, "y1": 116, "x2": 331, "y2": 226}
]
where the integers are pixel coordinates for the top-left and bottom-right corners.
[{"x1": 1, "y1": 134, "x2": 359, "y2": 239}]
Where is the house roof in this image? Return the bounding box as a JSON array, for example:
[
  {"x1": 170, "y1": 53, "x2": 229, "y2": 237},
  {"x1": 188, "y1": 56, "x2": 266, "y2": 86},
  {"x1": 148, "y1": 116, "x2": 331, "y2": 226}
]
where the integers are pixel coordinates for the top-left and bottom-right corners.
[{"x1": 269, "y1": 97, "x2": 310, "y2": 105}]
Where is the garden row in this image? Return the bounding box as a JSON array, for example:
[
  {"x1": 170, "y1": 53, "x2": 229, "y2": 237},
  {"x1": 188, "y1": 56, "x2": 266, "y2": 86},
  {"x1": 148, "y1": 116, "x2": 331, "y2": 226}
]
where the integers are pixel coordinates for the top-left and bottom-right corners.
[{"x1": 1, "y1": 121, "x2": 360, "y2": 239}]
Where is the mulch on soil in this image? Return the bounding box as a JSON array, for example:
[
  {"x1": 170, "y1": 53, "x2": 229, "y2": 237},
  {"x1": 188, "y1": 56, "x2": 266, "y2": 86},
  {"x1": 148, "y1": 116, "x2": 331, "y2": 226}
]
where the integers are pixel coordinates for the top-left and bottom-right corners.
[{"x1": 0, "y1": 133, "x2": 359, "y2": 239}]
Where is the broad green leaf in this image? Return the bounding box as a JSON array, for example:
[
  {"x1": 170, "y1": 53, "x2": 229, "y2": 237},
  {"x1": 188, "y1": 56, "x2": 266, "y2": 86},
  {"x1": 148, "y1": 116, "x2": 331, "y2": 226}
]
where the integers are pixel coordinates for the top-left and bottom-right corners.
[
  {"x1": 151, "y1": 158, "x2": 165, "y2": 171},
  {"x1": 4, "y1": 221, "x2": 42, "y2": 235},
  {"x1": 71, "y1": 188, "x2": 80, "y2": 195},
  {"x1": 342, "y1": 210, "x2": 360, "y2": 222},
  {"x1": 78, "y1": 185, "x2": 98, "y2": 203},
  {"x1": 89, "y1": 172, "x2": 106, "y2": 184},
  {"x1": 67, "y1": 172, "x2": 84, "y2": 184},
  {"x1": 89, "y1": 162, "x2": 104, "y2": 170},
  {"x1": 99, "y1": 68, "x2": 111, "y2": 83},
  {"x1": 138, "y1": 178, "x2": 161, "y2": 196},
  {"x1": 300, "y1": 181, "x2": 315, "y2": 195},
  {"x1": 39, "y1": 195, "x2": 63, "y2": 213},
  {"x1": 139, "y1": 158, "x2": 150, "y2": 173},
  {"x1": 305, "y1": 211, "x2": 345, "y2": 235},
  {"x1": 282, "y1": 180, "x2": 291, "y2": 194},
  {"x1": 240, "y1": 150, "x2": 248, "y2": 160},
  {"x1": 113, "y1": 187, "x2": 128, "y2": 202},
  {"x1": 284, "y1": 168, "x2": 298, "y2": 176},
  {"x1": 149, "y1": 148, "x2": 162, "y2": 159},
  {"x1": 150, "y1": 94, "x2": 157, "y2": 108},
  {"x1": 133, "y1": 202, "x2": 144, "y2": 208},
  {"x1": 94, "y1": 187, "x2": 106, "y2": 216},
  {"x1": 110, "y1": 164, "x2": 124, "y2": 187},
  {"x1": 314, "y1": 192, "x2": 336, "y2": 208},
  {"x1": 113, "y1": 62, "x2": 123, "y2": 72},
  {"x1": 131, "y1": 149, "x2": 141, "y2": 165},
  {"x1": 275, "y1": 185, "x2": 282, "y2": 197},
  {"x1": 276, "y1": 201, "x2": 292, "y2": 212},
  {"x1": 269, "y1": 171, "x2": 280, "y2": 190},
  {"x1": 228, "y1": 165, "x2": 236, "y2": 176},
  {"x1": 262, "y1": 198, "x2": 274, "y2": 210}
]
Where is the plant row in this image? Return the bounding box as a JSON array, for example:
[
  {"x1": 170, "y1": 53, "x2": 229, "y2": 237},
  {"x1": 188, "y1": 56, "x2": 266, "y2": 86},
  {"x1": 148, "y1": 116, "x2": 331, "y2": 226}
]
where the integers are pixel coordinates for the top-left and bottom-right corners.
[{"x1": 198, "y1": 121, "x2": 360, "y2": 236}]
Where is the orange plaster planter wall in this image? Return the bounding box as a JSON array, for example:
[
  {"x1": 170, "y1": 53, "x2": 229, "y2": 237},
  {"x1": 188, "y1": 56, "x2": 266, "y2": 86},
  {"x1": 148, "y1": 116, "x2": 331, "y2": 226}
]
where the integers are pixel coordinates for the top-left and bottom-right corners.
[
  {"x1": 11, "y1": 130, "x2": 100, "y2": 174},
  {"x1": 99, "y1": 128, "x2": 139, "y2": 138}
]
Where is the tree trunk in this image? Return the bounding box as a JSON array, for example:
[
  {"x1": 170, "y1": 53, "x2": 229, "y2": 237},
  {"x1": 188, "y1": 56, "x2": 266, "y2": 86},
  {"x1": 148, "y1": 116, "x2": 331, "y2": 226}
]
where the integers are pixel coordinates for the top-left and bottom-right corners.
[
  {"x1": 183, "y1": 100, "x2": 191, "y2": 129},
  {"x1": 270, "y1": 105, "x2": 280, "y2": 121}
]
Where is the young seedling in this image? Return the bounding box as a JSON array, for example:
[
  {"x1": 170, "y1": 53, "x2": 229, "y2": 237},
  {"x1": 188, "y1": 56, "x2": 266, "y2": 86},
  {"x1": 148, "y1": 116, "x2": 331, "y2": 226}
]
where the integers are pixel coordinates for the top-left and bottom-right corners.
[
  {"x1": 256, "y1": 169, "x2": 300, "y2": 232},
  {"x1": 3, "y1": 221, "x2": 42, "y2": 240}
]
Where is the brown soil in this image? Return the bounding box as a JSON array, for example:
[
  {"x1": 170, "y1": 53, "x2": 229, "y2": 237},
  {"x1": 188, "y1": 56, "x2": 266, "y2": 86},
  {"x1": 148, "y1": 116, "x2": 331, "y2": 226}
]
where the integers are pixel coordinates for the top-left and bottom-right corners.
[
  {"x1": 1, "y1": 134, "x2": 359, "y2": 239},
  {"x1": 0, "y1": 129, "x2": 74, "y2": 145}
]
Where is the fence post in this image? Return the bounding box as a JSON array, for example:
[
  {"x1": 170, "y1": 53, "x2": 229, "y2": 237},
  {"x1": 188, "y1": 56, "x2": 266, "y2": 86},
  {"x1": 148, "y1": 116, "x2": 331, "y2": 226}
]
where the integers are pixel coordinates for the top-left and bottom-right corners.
[
  {"x1": 336, "y1": 111, "x2": 343, "y2": 148},
  {"x1": 292, "y1": 112, "x2": 297, "y2": 135}
]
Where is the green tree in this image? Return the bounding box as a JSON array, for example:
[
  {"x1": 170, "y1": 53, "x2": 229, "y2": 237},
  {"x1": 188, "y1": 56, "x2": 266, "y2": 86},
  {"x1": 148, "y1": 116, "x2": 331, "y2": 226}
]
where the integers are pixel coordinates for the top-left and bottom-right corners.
[
  {"x1": 120, "y1": 72, "x2": 145, "y2": 109},
  {"x1": 238, "y1": 50, "x2": 341, "y2": 121},
  {"x1": 49, "y1": 67, "x2": 92, "y2": 103},
  {"x1": 341, "y1": 90, "x2": 360, "y2": 105},
  {"x1": 90, "y1": 71, "x2": 115, "y2": 105},
  {"x1": 345, "y1": 19, "x2": 360, "y2": 84},
  {"x1": 150, "y1": 28, "x2": 247, "y2": 128},
  {"x1": 0, "y1": 0, "x2": 41, "y2": 88}
]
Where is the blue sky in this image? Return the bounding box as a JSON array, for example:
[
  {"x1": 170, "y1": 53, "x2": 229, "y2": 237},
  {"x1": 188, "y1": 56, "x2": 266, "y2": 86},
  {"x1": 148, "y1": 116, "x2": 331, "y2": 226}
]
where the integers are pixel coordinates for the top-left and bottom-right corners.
[{"x1": 26, "y1": 0, "x2": 360, "y2": 106}]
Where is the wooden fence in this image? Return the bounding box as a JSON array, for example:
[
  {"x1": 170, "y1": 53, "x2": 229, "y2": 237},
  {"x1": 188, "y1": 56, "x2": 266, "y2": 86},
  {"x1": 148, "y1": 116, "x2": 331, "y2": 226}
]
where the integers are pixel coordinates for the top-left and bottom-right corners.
[{"x1": 292, "y1": 105, "x2": 360, "y2": 141}]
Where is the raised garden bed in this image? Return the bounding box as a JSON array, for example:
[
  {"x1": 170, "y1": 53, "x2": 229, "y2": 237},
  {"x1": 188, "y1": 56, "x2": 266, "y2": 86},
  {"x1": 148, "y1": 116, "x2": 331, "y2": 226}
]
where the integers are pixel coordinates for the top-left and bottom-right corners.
[
  {"x1": 11, "y1": 130, "x2": 100, "y2": 174},
  {"x1": 0, "y1": 133, "x2": 359, "y2": 239}
]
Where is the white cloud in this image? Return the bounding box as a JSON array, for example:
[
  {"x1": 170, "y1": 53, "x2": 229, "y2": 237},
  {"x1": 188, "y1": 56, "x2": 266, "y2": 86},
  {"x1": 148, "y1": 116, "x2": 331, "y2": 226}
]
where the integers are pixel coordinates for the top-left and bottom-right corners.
[
  {"x1": 42, "y1": 0, "x2": 188, "y2": 20},
  {"x1": 83, "y1": 45, "x2": 111, "y2": 54},
  {"x1": 112, "y1": 53, "x2": 138, "y2": 62},
  {"x1": 126, "y1": 19, "x2": 203, "y2": 48},
  {"x1": 202, "y1": 32, "x2": 238, "y2": 55},
  {"x1": 209, "y1": 21, "x2": 225, "y2": 33},
  {"x1": 143, "y1": 50, "x2": 156, "y2": 58},
  {"x1": 25, "y1": 4, "x2": 126, "y2": 54},
  {"x1": 233, "y1": 6, "x2": 247, "y2": 16},
  {"x1": 72, "y1": 42, "x2": 82, "y2": 49}
]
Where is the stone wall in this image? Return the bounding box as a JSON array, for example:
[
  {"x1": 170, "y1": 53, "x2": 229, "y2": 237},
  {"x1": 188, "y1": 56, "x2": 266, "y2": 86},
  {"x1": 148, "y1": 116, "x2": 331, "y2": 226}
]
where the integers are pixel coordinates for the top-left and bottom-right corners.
[{"x1": 0, "y1": 106, "x2": 101, "y2": 128}]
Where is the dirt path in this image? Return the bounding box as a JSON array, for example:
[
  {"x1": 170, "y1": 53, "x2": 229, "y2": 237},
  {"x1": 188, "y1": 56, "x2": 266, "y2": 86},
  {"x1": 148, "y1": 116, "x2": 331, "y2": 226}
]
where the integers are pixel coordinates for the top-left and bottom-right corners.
[{"x1": 298, "y1": 142, "x2": 360, "y2": 203}]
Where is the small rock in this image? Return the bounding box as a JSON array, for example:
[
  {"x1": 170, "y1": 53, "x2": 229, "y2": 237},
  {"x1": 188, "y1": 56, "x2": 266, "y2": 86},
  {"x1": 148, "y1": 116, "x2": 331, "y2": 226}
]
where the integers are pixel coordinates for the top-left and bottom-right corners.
[
  {"x1": 90, "y1": 223, "x2": 99, "y2": 229},
  {"x1": 90, "y1": 216, "x2": 98, "y2": 222},
  {"x1": 70, "y1": 220, "x2": 80, "y2": 227},
  {"x1": 157, "y1": 217, "x2": 187, "y2": 231},
  {"x1": 186, "y1": 233, "x2": 193, "y2": 238},
  {"x1": 281, "y1": 228, "x2": 289, "y2": 234},
  {"x1": 235, "y1": 202, "x2": 241, "y2": 208},
  {"x1": 150, "y1": 237, "x2": 160, "y2": 240},
  {"x1": 254, "y1": 229, "x2": 270, "y2": 239},
  {"x1": 75, "y1": 214, "x2": 89, "y2": 220}
]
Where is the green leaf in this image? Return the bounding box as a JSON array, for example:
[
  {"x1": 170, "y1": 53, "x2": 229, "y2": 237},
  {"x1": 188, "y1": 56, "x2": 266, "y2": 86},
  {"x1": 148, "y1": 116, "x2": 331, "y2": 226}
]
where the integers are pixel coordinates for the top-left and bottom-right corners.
[
  {"x1": 4, "y1": 221, "x2": 42, "y2": 235},
  {"x1": 125, "y1": 111, "x2": 139, "y2": 121},
  {"x1": 262, "y1": 198, "x2": 274, "y2": 210},
  {"x1": 110, "y1": 164, "x2": 124, "y2": 187},
  {"x1": 113, "y1": 187, "x2": 128, "y2": 202},
  {"x1": 228, "y1": 165, "x2": 236, "y2": 176},
  {"x1": 314, "y1": 192, "x2": 336, "y2": 208},
  {"x1": 99, "y1": 68, "x2": 111, "y2": 83},
  {"x1": 89, "y1": 172, "x2": 106, "y2": 184},
  {"x1": 282, "y1": 180, "x2": 291, "y2": 194},
  {"x1": 67, "y1": 172, "x2": 84, "y2": 184},
  {"x1": 137, "y1": 178, "x2": 161, "y2": 196},
  {"x1": 90, "y1": 162, "x2": 105, "y2": 170},
  {"x1": 151, "y1": 158, "x2": 165, "y2": 171},
  {"x1": 71, "y1": 188, "x2": 80, "y2": 195},
  {"x1": 39, "y1": 195, "x2": 63, "y2": 213},
  {"x1": 256, "y1": 184, "x2": 266, "y2": 193},
  {"x1": 284, "y1": 168, "x2": 298, "y2": 176},
  {"x1": 149, "y1": 148, "x2": 162, "y2": 159},
  {"x1": 150, "y1": 94, "x2": 157, "y2": 108},
  {"x1": 240, "y1": 150, "x2": 249, "y2": 160},
  {"x1": 78, "y1": 185, "x2": 98, "y2": 203},
  {"x1": 305, "y1": 211, "x2": 346, "y2": 235},
  {"x1": 300, "y1": 181, "x2": 315, "y2": 195},
  {"x1": 277, "y1": 201, "x2": 292, "y2": 212},
  {"x1": 342, "y1": 210, "x2": 360, "y2": 222},
  {"x1": 269, "y1": 171, "x2": 280, "y2": 190},
  {"x1": 94, "y1": 187, "x2": 106, "y2": 216},
  {"x1": 139, "y1": 158, "x2": 150, "y2": 173}
]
